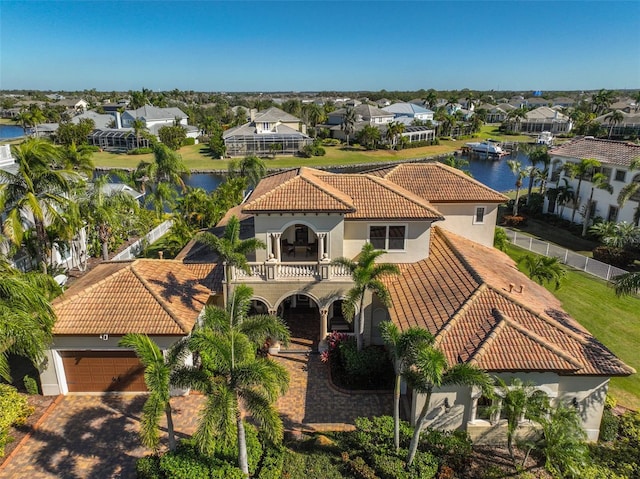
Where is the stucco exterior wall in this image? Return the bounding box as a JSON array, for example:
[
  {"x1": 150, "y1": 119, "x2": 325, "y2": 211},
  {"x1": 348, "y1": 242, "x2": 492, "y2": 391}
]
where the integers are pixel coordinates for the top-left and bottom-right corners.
[
  {"x1": 343, "y1": 220, "x2": 432, "y2": 263},
  {"x1": 409, "y1": 371, "x2": 609, "y2": 443},
  {"x1": 40, "y1": 335, "x2": 184, "y2": 396},
  {"x1": 253, "y1": 214, "x2": 345, "y2": 262},
  {"x1": 433, "y1": 203, "x2": 499, "y2": 247}
]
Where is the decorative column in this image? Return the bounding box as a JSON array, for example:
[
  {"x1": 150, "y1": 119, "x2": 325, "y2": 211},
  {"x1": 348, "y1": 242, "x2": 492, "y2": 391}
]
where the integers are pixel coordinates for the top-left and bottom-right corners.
[
  {"x1": 317, "y1": 233, "x2": 326, "y2": 259},
  {"x1": 267, "y1": 308, "x2": 280, "y2": 354},
  {"x1": 273, "y1": 233, "x2": 282, "y2": 261},
  {"x1": 319, "y1": 307, "x2": 329, "y2": 352}
]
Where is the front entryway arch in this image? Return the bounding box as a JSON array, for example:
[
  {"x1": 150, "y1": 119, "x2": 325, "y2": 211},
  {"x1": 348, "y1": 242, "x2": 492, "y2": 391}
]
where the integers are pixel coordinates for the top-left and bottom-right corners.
[{"x1": 276, "y1": 292, "x2": 321, "y2": 352}]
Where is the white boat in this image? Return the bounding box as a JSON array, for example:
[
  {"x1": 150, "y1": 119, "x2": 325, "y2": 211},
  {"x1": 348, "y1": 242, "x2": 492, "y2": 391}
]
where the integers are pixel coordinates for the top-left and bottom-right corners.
[
  {"x1": 536, "y1": 131, "x2": 554, "y2": 146},
  {"x1": 464, "y1": 139, "x2": 505, "y2": 159}
]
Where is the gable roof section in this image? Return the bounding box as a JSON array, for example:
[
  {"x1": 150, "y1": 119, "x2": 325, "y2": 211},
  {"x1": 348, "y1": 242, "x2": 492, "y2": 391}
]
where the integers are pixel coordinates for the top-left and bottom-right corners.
[
  {"x1": 525, "y1": 106, "x2": 569, "y2": 121},
  {"x1": 383, "y1": 102, "x2": 434, "y2": 116},
  {"x1": 242, "y1": 167, "x2": 443, "y2": 220},
  {"x1": 382, "y1": 227, "x2": 633, "y2": 376},
  {"x1": 125, "y1": 105, "x2": 188, "y2": 121},
  {"x1": 368, "y1": 162, "x2": 508, "y2": 203},
  {"x1": 550, "y1": 137, "x2": 640, "y2": 167},
  {"x1": 253, "y1": 106, "x2": 301, "y2": 123},
  {"x1": 53, "y1": 259, "x2": 211, "y2": 336}
]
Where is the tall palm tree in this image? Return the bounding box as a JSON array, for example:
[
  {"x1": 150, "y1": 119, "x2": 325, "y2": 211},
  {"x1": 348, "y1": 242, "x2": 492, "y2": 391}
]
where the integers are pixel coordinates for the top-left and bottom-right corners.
[
  {"x1": 517, "y1": 254, "x2": 566, "y2": 289},
  {"x1": 196, "y1": 215, "x2": 265, "y2": 303},
  {"x1": 581, "y1": 172, "x2": 613, "y2": 236},
  {"x1": 556, "y1": 178, "x2": 575, "y2": 217},
  {"x1": 568, "y1": 158, "x2": 602, "y2": 223},
  {"x1": 79, "y1": 175, "x2": 141, "y2": 260},
  {"x1": 132, "y1": 119, "x2": 147, "y2": 148},
  {"x1": 331, "y1": 242, "x2": 399, "y2": 351},
  {"x1": 617, "y1": 157, "x2": 640, "y2": 225},
  {"x1": 0, "y1": 139, "x2": 81, "y2": 273},
  {"x1": 507, "y1": 108, "x2": 527, "y2": 132},
  {"x1": 301, "y1": 103, "x2": 324, "y2": 136},
  {"x1": 177, "y1": 285, "x2": 290, "y2": 475},
  {"x1": 605, "y1": 110, "x2": 624, "y2": 139},
  {"x1": 341, "y1": 107, "x2": 357, "y2": 147},
  {"x1": 0, "y1": 259, "x2": 61, "y2": 381},
  {"x1": 507, "y1": 160, "x2": 526, "y2": 216},
  {"x1": 118, "y1": 334, "x2": 190, "y2": 452},
  {"x1": 28, "y1": 107, "x2": 46, "y2": 138},
  {"x1": 58, "y1": 142, "x2": 95, "y2": 176},
  {"x1": 403, "y1": 344, "x2": 492, "y2": 466},
  {"x1": 379, "y1": 321, "x2": 433, "y2": 452},
  {"x1": 526, "y1": 145, "x2": 550, "y2": 199},
  {"x1": 228, "y1": 155, "x2": 266, "y2": 191}
]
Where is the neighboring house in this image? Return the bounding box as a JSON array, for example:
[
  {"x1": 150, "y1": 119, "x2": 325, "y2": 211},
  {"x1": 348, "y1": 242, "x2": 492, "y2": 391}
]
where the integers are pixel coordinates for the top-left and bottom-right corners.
[
  {"x1": 71, "y1": 110, "x2": 115, "y2": 130},
  {"x1": 544, "y1": 137, "x2": 640, "y2": 224},
  {"x1": 552, "y1": 96, "x2": 576, "y2": 109},
  {"x1": 478, "y1": 103, "x2": 509, "y2": 123},
  {"x1": 382, "y1": 102, "x2": 434, "y2": 122},
  {"x1": 54, "y1": 98, "x2": 89, "y2": 114},
  {"x1": 325, "y1": 104, "x2": 396, "y2": 142},
  {"x1": 38, "y1": 162, "x2": 632, "y2": 444},
  {"x1": 509, "y1": 106, "x2": 573, "y2": 134},
  {"x1": 524, "y1": 97, "x2": 550, "y2": 108},
  {"x1": 223, "y1": 106, "x2": 312, "y2": 157},
  {"x1": 594, "y1": 111, "x2": 640, "y2": 139},
  {"x1": 121, "y1": 104, "x2": 199, "y2": 138},
  {"x1": 609, "y1": 98, "x2": 637, "y2": 113}
]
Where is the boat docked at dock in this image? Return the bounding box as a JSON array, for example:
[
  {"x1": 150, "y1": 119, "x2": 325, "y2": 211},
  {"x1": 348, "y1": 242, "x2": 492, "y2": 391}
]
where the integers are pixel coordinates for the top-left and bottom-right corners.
[
  {"x1": 463, "y1": 139, "x2": 506, "y2": 160},
  {"x1": 536, "y1": 131, "x2": 554, "y2": 146}
]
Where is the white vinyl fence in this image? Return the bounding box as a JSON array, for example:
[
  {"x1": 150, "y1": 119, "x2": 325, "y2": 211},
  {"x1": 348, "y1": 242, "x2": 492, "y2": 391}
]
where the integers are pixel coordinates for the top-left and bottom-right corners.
[
  {"x1": 505, "y1": 229, "x2": 628, "y2": 282},
  {"x1": 111, "y1": 219, "x2": 174, "y2": 261}
]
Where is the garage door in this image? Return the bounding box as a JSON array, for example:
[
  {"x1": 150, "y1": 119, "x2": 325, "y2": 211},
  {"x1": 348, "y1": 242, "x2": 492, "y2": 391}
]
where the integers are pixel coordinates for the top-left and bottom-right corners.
[{"x1": 61, "y1": 351, "x2": 147, "y2": 392}]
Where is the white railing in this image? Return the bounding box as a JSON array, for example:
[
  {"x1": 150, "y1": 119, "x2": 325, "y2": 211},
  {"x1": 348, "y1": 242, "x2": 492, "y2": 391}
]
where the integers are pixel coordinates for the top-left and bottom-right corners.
[
  {"x1": 111, "y1": 219, "x2": 174, "y2": 261},
  {"x1": 231, "y1": 261, "x2": 353, "y2": 282},
  {"x1": 505, "y1": 229, "x2": 628, "y2": 282}
]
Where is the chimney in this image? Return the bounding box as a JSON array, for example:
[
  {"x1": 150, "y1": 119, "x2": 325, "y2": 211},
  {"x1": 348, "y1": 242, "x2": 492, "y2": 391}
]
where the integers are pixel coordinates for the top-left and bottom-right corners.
[
  {"x1": 519, "y1": 284, "x2": 525, "y2": 294},
  {"x1": 115, "y1": 111, "x2": 122, "y2": 129},
  {"x1": 158, "y1": 250, "x2": 163, "y2": 260}
]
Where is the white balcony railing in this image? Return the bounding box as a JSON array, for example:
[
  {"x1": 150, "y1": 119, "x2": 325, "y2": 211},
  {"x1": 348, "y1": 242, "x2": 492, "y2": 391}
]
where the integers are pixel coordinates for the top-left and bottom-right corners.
[{"x1": 231, "y1": 261, "x2": 352, "y2": 282}]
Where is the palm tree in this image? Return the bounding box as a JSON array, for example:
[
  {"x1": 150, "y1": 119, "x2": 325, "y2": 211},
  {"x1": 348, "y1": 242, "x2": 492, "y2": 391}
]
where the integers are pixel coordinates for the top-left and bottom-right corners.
[
  {"x1": 379, "y1": 321, "x2": 433, "y2": 452},
  {"x1": 79, "y1": 175, "x2": 141, "y2": 260},
  {"x1": 605, "y1": 110, "x2": 624, "y2": 139},
  {"x1": 357, "y1": 124, "x2": 381, "y2": 150},
  {"x1": 341, "y1": 107, "x2": 357, "y2": 147},
  {"x1": 403, "y1": 344, "x2": 492, "y2": 466},
  {"x1": 196, "y1": 215, "x2": 265, "y2": 303},
  {"x1": 591, "y1": 89, "x2": 616, "y2": 115},
  {"x1": 28, "y1": 107, "x2": 46, "y2": 138},
  {"x1": 518, "y1": 254, "x2": 566, "y2": 289},
  {"x1": 581, "y1": 172, "x2": 613, "y2": 236},
  {"x1": 440, "y1": 155, "x2": 472, "y2": 176},
  {"x1": 507, "y1": 108, "x2": 527, "y2": 132},
  {"x1": 493, "y1": 377, "x2": 549, "y2": 461},
  {"x1": 118, "y1": 334, "x2": 190, "y2": 452},
  {"x1": 58, "y1": 142, "x2": 95, "y2": 176},
  {"x1": 507, "y1": 160, "x2": 526, "y2": 216},
  {"x1": 556, "y1": 178, "x2": 575, "y2": 217},
  {"x1": 150, "y1": 143, "x2": 189, "y2": 190},
  {"x1": 614, "y1": 271, "x2": 640, "y2": 296},
  {"x1": 526, "y1": 145, "x2": 551, "y2": 199},
  {"x1": 331, "y1": 242, "x2": 400, "y2": 351},
  {"x1": 177, "y1": 285, "x2": 290, "y2": 475},
  {"x1": 617, "y1": 157, "x2": 640, "y2": 225},
  {"x1": 228, "y1": 155, "x2": 266, "y2": 190},
  {"x1": 132, "y1": 118, "x2": 147, "y2": 148},
  {"x1": 568, "y1": 158, "x2": 602, "y2": 223},
  {"x1": 0, "y1": 139, "x2": 81, "y2": 273},
  {"x1": 423, "y1": 89, "x2": 438, "y2": 110},
  {"x1": 385, "y1": 121, "x2": 405, "y2": 150},
  {"x1": 301, "y1": 103, "x2": 324, "y2": 136},
  {"x1": 0, "y1": 259, "x2": 61, "y2": 381}
]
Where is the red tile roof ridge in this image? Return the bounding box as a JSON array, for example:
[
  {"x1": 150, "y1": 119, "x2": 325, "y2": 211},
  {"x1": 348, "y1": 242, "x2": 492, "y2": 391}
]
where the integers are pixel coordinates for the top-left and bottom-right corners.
[
  {"x1": 475, "y1": 308, "x2": 585, "y2": 371},
  {"x1": 52, "y1": 260, "x2": 134, "y2": 308},
  {"x1": 433, "y1": 283, "x2": 488, "y2": 348},
  {"x1": 129, "y1": 263, "x2": 193, "y2": 334},
  {"x1": 363, "y1": 174, "x2": 445, "y2": 220},
  {"x1": 465, "y1": 310, "x2": 509, "y2": 367}
]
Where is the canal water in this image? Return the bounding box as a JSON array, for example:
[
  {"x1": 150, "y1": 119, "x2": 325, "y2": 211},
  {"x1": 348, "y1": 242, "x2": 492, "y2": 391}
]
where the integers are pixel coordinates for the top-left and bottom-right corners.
[
  {"x1": 173, "y1": 152, "x2": 529, "y2": 195},
  {"x1": 0, "y1": 125, "x2": 24, "y2": 140}
]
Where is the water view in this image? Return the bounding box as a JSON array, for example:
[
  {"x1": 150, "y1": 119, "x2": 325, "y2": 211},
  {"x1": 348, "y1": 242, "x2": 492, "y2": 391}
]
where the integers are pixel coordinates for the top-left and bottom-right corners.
[{"x1": 0, "y1": 124, "x2": 24, "y2": 140}]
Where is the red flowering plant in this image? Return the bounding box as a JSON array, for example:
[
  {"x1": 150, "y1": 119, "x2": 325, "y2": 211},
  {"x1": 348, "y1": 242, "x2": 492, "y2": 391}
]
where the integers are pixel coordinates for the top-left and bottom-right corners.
[{"x1": 321, "y1": 330, "x2": 349, "y2": 363}]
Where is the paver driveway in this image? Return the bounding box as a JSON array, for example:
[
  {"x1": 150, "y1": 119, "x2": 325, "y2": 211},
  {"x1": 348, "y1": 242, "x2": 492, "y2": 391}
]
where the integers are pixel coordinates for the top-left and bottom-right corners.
[{"x1": 0, "y1": 354, "x2": 392, "y2": 479}]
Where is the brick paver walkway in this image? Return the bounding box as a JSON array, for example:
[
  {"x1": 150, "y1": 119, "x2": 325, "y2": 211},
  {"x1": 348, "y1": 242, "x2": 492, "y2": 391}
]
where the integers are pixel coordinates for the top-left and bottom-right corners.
[{"x1": 0, "y1": 354, "x2": 392, "y2": 479}]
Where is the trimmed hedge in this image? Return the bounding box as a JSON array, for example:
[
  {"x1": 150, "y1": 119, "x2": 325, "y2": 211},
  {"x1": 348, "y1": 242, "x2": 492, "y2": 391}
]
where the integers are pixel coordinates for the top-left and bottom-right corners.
[{"x1": 256, "y1": 446, "x2": 285, "y2": 479}]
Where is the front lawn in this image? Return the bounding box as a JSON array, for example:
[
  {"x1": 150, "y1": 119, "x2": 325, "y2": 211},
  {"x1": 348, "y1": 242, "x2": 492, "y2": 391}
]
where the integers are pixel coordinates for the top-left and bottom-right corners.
[{"x1": 506, "y1": 244, "x2": 640, "y2": 410}]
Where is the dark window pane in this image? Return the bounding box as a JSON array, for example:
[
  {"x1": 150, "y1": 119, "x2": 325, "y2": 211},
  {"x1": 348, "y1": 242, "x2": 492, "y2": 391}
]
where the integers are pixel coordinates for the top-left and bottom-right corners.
[
  {"x1": 370, "y1": 226, "x2": 386, "y2": 249},
  {"x1": 388, "y1": 225, "x2": 405, "y2": 250},
  {"x1": 475, "y1": 207, "x2": 485, "y2": 223}
]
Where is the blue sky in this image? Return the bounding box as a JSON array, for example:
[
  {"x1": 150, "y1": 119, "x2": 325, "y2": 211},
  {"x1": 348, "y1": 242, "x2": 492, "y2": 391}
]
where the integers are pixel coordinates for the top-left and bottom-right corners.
[{"x1": 1, "y1": 1, "x2": 639, "y2": 92}]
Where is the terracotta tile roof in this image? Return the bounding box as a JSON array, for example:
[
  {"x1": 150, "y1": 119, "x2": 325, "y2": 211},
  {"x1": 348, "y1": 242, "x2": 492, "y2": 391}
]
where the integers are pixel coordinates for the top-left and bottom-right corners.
[
  {"x1": 182, "y1": 262, "x2": 223, "y2": 293},
  {"x1": 53, "y1": 259, "x2": 211, "y2": 336},
  {"x1": 550, "y1": 137, "x2": 640, "y2": 167},
  {"x1": 382, "y1": 227, "x2": 634, "y2": 377},
  {"x1": 368, "y1": 162, "x2": 508, "y2": 203},
  {"x1": 242, "y1": 167, "x2": 443, "y2": 221}
]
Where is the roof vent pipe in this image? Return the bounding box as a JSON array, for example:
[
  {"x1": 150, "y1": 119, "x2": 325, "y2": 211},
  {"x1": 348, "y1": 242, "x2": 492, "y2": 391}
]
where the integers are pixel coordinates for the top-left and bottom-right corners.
[{"x1": 519, "y1": 285, "x2": 525, "y2": 294}]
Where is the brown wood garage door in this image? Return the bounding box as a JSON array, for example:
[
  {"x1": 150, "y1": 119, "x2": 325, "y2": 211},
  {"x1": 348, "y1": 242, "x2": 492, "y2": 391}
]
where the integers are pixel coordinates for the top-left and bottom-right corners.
[{"x1": 61, "y1": 351, "x2": 147, "y2": 392}]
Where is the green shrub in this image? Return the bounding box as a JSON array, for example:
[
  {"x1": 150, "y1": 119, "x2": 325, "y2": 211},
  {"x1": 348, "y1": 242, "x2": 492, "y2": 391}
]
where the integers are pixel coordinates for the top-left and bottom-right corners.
[
  {"x1": 159, "y1": 446, "x2": 210, "y2": 479},
  {"x1": 256, "y1": 446, "x2": 285, "y2": 479},
  {"x1": 418, "y1": 429, "x2": 472, "y2": 470},
  {"x1": 339, "y1": 340, "x2": 393, "y2": 383},
  {"x1": 321, "y1": 138, "x2": 341, "y2": 146},
  {"x1": 213, "y1": 423, "x2": 262, "y2": 474},
  {"x1": 346, "y1": 454, "x2": 379, "y2": 479},
  {"x1": 23, "y1": 375, "x2": 39, "y2": 395},
  {"x1": 0, "y1": 384, "x2": 33, "y2": 457},
  {"x1": 209, "y1": 463, "x2": 245, "y2": 479},
  {"x1": 182, "y1": 137, "x2": 196, "y2": 146},
  {"x1": 598, "y1": 406, "x2": 620, "y2": 442},
  {"x1": 592, "y1": 246, "x2": 633, "y2": 268},
  {"x1": 128, "y1": 147, "x2": 153, "y2": 155},
  {"x1": 136, "y1": 455, "x2": 162, "y2": 479}
]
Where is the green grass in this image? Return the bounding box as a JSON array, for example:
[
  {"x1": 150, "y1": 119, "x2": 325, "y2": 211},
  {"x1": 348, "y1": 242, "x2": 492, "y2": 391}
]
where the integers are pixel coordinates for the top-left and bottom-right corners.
[
  {"x1": 91, "y1": 125, "x2": 534, "y2": 171},
  {"x1": 506, "y1": 244, "x2": 640, "y2": 410}
]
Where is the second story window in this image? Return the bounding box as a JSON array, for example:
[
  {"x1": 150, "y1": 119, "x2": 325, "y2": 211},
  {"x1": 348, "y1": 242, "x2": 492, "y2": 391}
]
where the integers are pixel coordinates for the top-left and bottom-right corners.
[
  {"x1": 369, "y1": 225, "x2": 406, "y2": 250},
  {"x1": 474, "y1": 206, "x2": 486, "y2": 224},
  {"x1": 615, "y1": 170, "x2": 626, "y2": 182}
]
